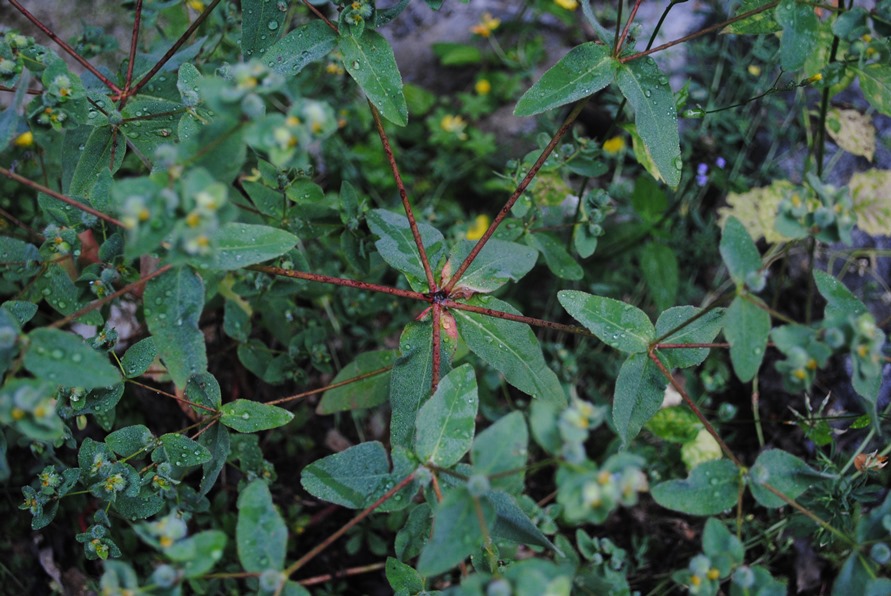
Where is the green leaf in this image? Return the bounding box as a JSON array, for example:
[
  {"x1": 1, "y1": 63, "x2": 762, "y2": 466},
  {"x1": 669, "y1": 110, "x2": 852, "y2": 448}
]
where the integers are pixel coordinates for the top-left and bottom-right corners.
[
  {"x1": 241, "y1": 0, "x2": 287, "y2": 58},
  {"x1": 833, "y1": 552, "x2": 876, "y2": 596},
  {"x1": 166, "y1": 530, "x2": 226, "y2": 578},
  {"x1": 265, "y1": 20, "x2": 338, "y2": 76},
  {"x1": 24, "y1": 328, "x2": 121, "y2": 389},
  {"x1": 724, "y1": 296, "x2": 770, "y2": 382},
  {"x1": 514, "y1": 42, "x2": 617, "y2": 116},
  {"x1": 106, "y1": 425, "x2": 156, "y2": 457},
  {"x1": 445, "y1": 239, "x2": 538, "y2": 293},
  {"x1": 185, "y1": 372, "x2": 222, "y2": 412},
  {"x1": 640, "y1": 242, "x2": 678, "y2": 311},
  {"x1": 748, "y1": 449, "x2": 825, "y2": 508},
  {"x1": 220, "y1": 399, "x2": 293, "y2": 432},
  {"x1": 301, "y1": 441, "x2": 393, "y2": 508},
  {"x1": 813, "y1": 269, "x2": 867, "y2": 321},
  {"x1": 386, "y1": 557, "x2": 424, "y2": 594},
  {"x1": 144, "y1": 268, "x2": 207, "y2": 388},
  {"x1": 855, "y1": 64, "x2": 891, "y2": 117},
  {"x1": 236, "y1": 481, "x2": 287, "y2": 572},
  {"x1": 487, "y1": 490, "x2": 557, "y2": 551},
  {"x1": 471, "y1": 411, "x2": 528, "y2": 494},
  {"x1": 36, "y1": 265, "x2": 102, "y2": 325},
  {"x1": 159, "y1": 433, "x2": 211, "y2": 467},
  {"x1": 612, "y1": 352, "x2": 669, "y2": 446},
  {"x1": 722, "y1": 0, "x2": 781, "y2": 34},
  {"x1": 431, "y1": 42, "x2": 482, "y2": 66},
  {"x1": 615, "y1": 58, "x2": 681, "y2": 188},
  {"x1": 654, "y1": 306, "x2": 726, "y2": 369},
  {"x1": 198, "y1": 424, "x2": 229, "y2": 496},
  {"x1": 338, "y1": 30, "x2": 408, "y2": 126},
  {"x1": 524, "y1": 232, "x2": 583, "y2": 280},
  {"x1": 120, "y1": 337, "x2": 157, "y2": 379},
  {"x1": 203, "y1": 223, "x2": 297, "y2": 270},
  {"x1": 120, "y1": 96, "x2": 181, "y2": 159},
  {"x1": 720, "y1": 216, "x2": 762, "y2": 287},
  {"x1": 414, "y1": 364, "x2": 478, "y2": 468},
  {"x1": 702, "y1": 518, "x2": 745, "y2": 571},
  {"x1": 558, "y1": 290, "x2": 654, "y2": 354},
  {"x1": 68, "y1": 126, "x2": 125, "y2": 199},
  {"x1": 367, "y1": 209, "x2": 445, "y2": 292},
  {"x1": 317, "y1": 350, "x2": 396, "y2": 414},
  {"x1": 775, "y1": 0, "x2": 820, "y2": 72},
  {"x1": 2, "y1": 300, "x2": 38, "y2": 326},
  {"x1": 453, "y1": 296, "x2": 565, "y2": 403},
  {"x1": 417, "y1": 485, "x2": 496, "y2": 576},
  {"x1": 651, "y1": 459, "x2": 740, "y2": 516},
  {"x1": 390, "y1": 321, "x2": 451, "y2": 450}
]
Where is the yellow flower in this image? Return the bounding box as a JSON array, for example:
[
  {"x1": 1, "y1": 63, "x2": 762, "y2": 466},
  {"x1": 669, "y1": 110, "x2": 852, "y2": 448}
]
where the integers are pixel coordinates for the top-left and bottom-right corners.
[
  {"x1": 187, "y1": 0, "x2": 205, "y2": 11},
  {"x1": 602, "y1": 135, "x2": 626, "y2": 155},
  {"x1": 440, "y1": 114, "x2": 468, "y2": 140},
  {"x1": 13, "y1": 131, "x2": 33, "y2": 147},
  {"x1": 466, "y1": 214, "x2": 490, "y2": 240},
  {"x1": 806, "y1": 72, "x2": 823, "y2": 84},
  {"x1": 554, "y1": 0, "x2": 579, "y2": 10},
  {"x1": 471, "y1": 12, "x2": 500, "y2": 37},
  {"x1": 706, "y1": 568, "x2": 720, "y2": 581},
  {"x1": 747, "y1": 64, "x2": 761, "y2": 77},
  {"x1": 325, "y1": 62, "x2": 344, "y2": 76},
  {"x1": 475, "y1": 78, "x2": 491, "y2": 95}
]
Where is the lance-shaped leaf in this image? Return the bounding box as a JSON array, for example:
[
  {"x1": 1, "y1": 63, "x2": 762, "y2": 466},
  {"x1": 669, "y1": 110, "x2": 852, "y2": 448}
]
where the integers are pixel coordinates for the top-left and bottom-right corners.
[
  {"x1": 237, "y1": 481, "x2": 287, "y2": 572},
  {"x1": 775, "y1": 0, "x2": 820, "y2": 72},
  {"x1": 144, "y1": 268, "x2": 207, "y2": 388},
  {"x1": 724, "y1": 295, "x2": 770, "y2": 382},
  {"x1": 339, "y1": 30, "x2": 408, "y2": 126},
  {"x1": 654, "y1": 306, "x2": 726, "y2": 369},
  {"x1": 265, "y1": 20, "x2": 338, "y2": 76},
  {"x1": 514, "y1": 42, "x2": 617, "y2": 116},
  {"x1": 390, "y1": 321, "x2": 452, "y2": 450},
  {"x1": 220, "y1": 399, "x2": 293, "y2": 432},
  {"x1": 205, "y1": 223, "x2": 298, "y2": 270},
  {"x1": 813, "y1": 269, "x2": 867, "y2": 322},
  {"x1": 524, "y1": 232, "x2": 583, "y2": 280},
  {"x1": 720, "y1": 216, "x2": 762, "y2": 287},
  {"x1": 445, "y1": 239, "x2": 537, "y2": 293},
  {"x1": 855, "y1": 64, "x2": 891, "y2": 117},
  {"x1": 613, "y1": 352, "x2": 669, "y2": 446},
  {"x1": 414, "y1": 364, "x2": 478, "y2": 467},
  {"x1": 487, "y1": 490, "x2": 558, "y2": 551},
  {"x1": 24, "y1": 328, "x2": 121, "y2": 390},
  {"x1": 68, "y1": 126, "x2": 125, "y2": 199},
  {"x1": 640, "y1": 242, "x2": 678, "y2": 311},
  {"x1": 452, "y1": 296, "x2": 565, "y2": 403},
  {"x1": 558, "y1": 290, "x2": 654, "y2": 354},
  {"x1": 417, "y1": 485, "x2": 496, "y2": 576},
  {"x1": 471, "y1": 411, "x2": 527, "y2": 494},
  {"x1": 159, "y1": 433, "x2": 212, "y2": 467},
  {"x1": 241, "y1": 0, "x2": 287, "y2": 58},
  {"x1": 615, "y1": 58, "x2": 681, "y2": 188},
  {"x1": 748, "y1": 449, "x2": 827, "y2": 508},
  {"x1": 722, "y1": 0, "x2": 781, "y2": 34},
  {"x1": 651, "y1": 459, "x2": 740, "y2": 516},
  {"x1": 317, "y1": 350, "x2": 396, "y2": 414},
  {"x1": 367, "y1": 209, "x2": 445, "y2": 292}
]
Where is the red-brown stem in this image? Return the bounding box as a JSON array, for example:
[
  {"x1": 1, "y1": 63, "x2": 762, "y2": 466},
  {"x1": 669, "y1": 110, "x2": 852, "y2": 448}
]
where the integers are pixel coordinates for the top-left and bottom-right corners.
[
  {"x1": 431, "y1": 303, "x2": 442, "y2": 390},
  {"x1": 281, "y1": 473, "x2": 417, "y2": 581},
  {"x1": 0, "y1": 84, "x2": 42, "y2": 95},
  {"x1": 129, "y1": 0, "x2": 223, "y2": 97},
  {"x1": 267, "y1": 365, "x2": 393, "y2": 406},
  {"x1": 249, "y1": 265, "x2": 432, "y2": 302},
  {"x1": 297, "y1": 562, "x2": 387, "y2": 587},
  {"x1": 120, "y1": 0, "x2": 144, "y2": 109},
  {"x1": 0, "y1": 166, "x2": 125, "y2": 228},
  {"x1": 759, "y1": 482, "x2": 854, "y2": 546},
  {"x1": 443, "y1": 100, "x2": 589, "y2": 293},
  {"x1": 369, "y1": 105, "x2": 437, "y2": 293},
  {"x1": 615, "y1": 0, "x2": 644, "y2": 56},
  {"x1": 49, "y1": 264, "x2": 172, "y2": 329},
  {"x1": 127, "y1": 379, "x2": 218, "y2": 413},
  {"x1": 443, "y1": 299, "x2": 593, "y2": 337},
  {"x1": 301, "y1": 0, "x2": 339, "y2": 32},
  {"x1": 190, "y1": 418, "x2": 219, "y2": 440},
  {"x1": 621, "y1": 1, "x2": 781, "y2": 64},
  {"x1": 8, "y1": 0, "x2": 123, "y2": 95},
  {"x1": 655, "y1": 342, "x2": 730, "y2": 349},
  {"x1": 649, "y1": 350, "x2": 744, "y2": 468},
  {"x1": 0, "y1": 204, "x2": 44, "y2": 241}
]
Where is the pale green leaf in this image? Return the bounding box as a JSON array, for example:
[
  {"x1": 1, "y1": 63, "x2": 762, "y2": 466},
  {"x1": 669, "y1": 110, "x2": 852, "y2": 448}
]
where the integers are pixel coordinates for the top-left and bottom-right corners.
[
  {"x1": 640, "y1": 242, "x2": 678, "y2": 311},
  {"x1": 220, "y1": 399, "x2": 293, "y2": 432},
  {"x1": 317, "y1": 350, "x2": 396, "y2": 414},
  {"x1": 856, "y1": 64, "x2": 891, "y2": 117},
  {"x1": 339, "y1": 30, "x2": 408, "y2": 126},
  {"x1": 417, "y1": 485, "x2": 495, "y2": 576},
  {"x1": 367, "y1": 209, "x2": 445, "y2": 292},
  {"x1": 237, "y1": 481, "x2": 287, "y2": 571},
  {"x1": 471, "y1": 411, "x2": 528, "y2": 494},
  {"x1": 724, "y1": 296, "x2": 770, "y2": 382},
  {"x1": 748, "y1": 449, "x2": 826, "y2": 508},
  {"x1": 612, "y1": 352, "x2": 669, "y2": 446},
  {"x1": 241, "y1": 0, "x2": 288, "y2": 58},
  {"x1": 557, "y1": 290, "x2": 654, "y2": 354},
  {"x1": 651, "y1": 459, "x2": 740, "y2": 515},
  {"x1": 445, "y1": 239, "x2": 538, "y2": 293},
  {"x1": 160, "y1": 433, "x2": 211, "y2": 467},
  {"x1": 524, "y1": 233, "x2": 583, "y2": 280},
  {"x1": 415, "y1": 364, "x2": 478, "y2": 467},
  {"x1": 24, "y1": 328, "x2": 121, "y2": 389},
  {"x1": 265, "y1": 21, "x2": 338, "y2": 76},
  {"x1": 775, "y1": 0, "x2": 820, "y2": 71},
  {"x1": 205, "y1": 223, "x2": 297, "y2": 270}
]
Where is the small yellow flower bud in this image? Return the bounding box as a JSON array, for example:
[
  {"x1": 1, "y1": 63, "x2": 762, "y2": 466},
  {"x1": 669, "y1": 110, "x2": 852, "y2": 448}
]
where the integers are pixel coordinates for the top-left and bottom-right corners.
[{"x1": 13, "y1": 131, "x2": 34, "y2": 147}]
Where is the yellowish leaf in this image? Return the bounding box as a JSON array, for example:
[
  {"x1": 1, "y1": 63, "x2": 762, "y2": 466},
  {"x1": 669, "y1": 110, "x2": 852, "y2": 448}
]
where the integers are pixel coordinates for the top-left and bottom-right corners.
[
  {"x1": 849, "y1": 169, "x2": 891, "y2": 236},
  {"x1": 825, "y1": 108, "x2": 875, "y2": 161}
]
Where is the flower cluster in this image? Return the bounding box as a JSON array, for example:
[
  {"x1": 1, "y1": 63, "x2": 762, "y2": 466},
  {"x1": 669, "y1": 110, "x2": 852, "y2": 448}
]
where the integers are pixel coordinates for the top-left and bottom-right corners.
[
  {"x1": 471, "y1": 12, "x2": 501, "y2": 37},
  {"x1": 695, "y1": 156, "x2": 726, "y2": 187},
  {"x1": 775, "y1": 175, "x2": 856, "y2": 244}
]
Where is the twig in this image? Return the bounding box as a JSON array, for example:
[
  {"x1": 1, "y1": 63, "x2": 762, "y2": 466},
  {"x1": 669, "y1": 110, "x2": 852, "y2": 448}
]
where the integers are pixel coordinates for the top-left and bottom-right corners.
[
  {"x1": 249, "y1": 265, "x2": 432, "y2": 302},
  {"x1": 119, "y1": 0, "x2": 144, "y2": 109},
  {"x1": 267, "y1": 365, "x2": 393, "y2": 406},
  {"x1": 297, "y1": 562, "x2": 386, "y2": 587},
  {"x1": 442, "y1": 299, "x2": 593, "y2": 337},
  {"x1": 615, "y1": 0, "x2": 644, "y2": 56}
]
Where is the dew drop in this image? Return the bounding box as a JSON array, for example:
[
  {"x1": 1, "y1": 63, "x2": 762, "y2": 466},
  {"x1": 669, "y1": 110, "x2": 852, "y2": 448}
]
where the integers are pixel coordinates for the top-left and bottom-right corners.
[{"x1": 267, "y1": 20, "x2": 279, "y2": 30}]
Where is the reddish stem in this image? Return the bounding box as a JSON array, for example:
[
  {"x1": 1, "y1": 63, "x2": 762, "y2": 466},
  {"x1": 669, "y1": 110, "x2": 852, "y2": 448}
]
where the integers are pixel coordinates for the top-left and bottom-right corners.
[
  {"x1": 615, "y1": 0, "x2": 644, "y2": 56},
  {"x1": 301, "y1": 0, "x2": 339, "y2": 32},
  {"x1": 443, "y1": 299, "x2": 592, "y2": 337},
  {"x1": 0, "y1": 166, "x2": 125, "y2": 228},
  {"x1": 249, "y1": 265, "x2": 432, "y2": 302},
  {"x1": 369, "y1": 105, "x2": 437, "y2": 293},
  {"x1": 127, "y1": 379, "x2": 218, "y2": 413},
  {"x1": 655, "y1": 342, "x2": 730, "y2": 349},
  {"x1": 431, "y1": 303, "x2": 442, "y2": 391},
  {"x1": 8, "y1": 0, "x2": 123, "y2": 95},
  {"x1": 0, "y1": 84, "x2": 42, "y2": 95},
  {"x1": 120, "y1": 0, "x2": 144, "y2": 109},
  {"x1": 128, "y1": 0, "x2": 224, "y2": 98},
  {"x1": 267, "y1": 365, "x2": 393, "y2": 406},
  {"x1": 443, "y1": 100, "x2": 589, "y2": 293},
  {"x1": 281, "y1": 473, "x2": 417, "y2": 581},
  {"x1": 49, "y1": 264, "x2": 173, "y2": 329},
  {"x1": 297, "y1": 562, "x2": 387, "y2": 587}
]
